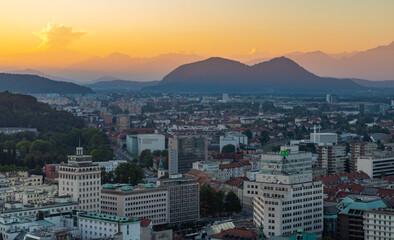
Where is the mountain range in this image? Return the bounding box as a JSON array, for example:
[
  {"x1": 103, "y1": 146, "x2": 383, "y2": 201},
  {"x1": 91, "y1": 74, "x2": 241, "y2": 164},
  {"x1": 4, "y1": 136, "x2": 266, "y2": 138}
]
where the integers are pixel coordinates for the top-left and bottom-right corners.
[
  {"x1": 146, "y1": 57, "x2": 366, "y2": 93},
  {"x1": 247, "y1": 41, "x2": 394, "y2": 81},
  {"x1": 0, "y1": 41, "x2": 393, "y2": 82}
]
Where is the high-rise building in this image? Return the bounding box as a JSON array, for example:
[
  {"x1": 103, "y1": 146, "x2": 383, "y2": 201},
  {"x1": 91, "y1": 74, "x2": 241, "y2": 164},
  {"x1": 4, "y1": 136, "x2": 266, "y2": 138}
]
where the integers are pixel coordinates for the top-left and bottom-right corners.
[
  {"x1": 59, "y1": 147, "x2": 101, "y2": 212},
  {"x1": 158, "y1": 175, "x2": 200, "y2": 224},
  {"x1": 245, "y1": 145, "x2": 323, "y2": 238},
  {"x1": 168, "y1": 135, "x2": 207, "y2": 174},
  {"x1": 116, "y1": 114, "x2": 130, "y2": 132},
  {"x1": 350, "y1": 142, "x2": 377, "y2": 172},
  {"x1": 326, "y1": 94, "x2": 339, "y2": 103},
  {"x1": 317, "y1": 143, "x2": 346, "y2": 175},
  {"x1": 252, "y1": 171, "x2": 323, "y2": 238}
]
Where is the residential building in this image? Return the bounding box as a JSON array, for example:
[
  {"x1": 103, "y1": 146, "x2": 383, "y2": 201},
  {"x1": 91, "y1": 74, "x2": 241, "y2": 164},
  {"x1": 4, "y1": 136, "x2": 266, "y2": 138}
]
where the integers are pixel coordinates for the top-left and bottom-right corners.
[
  {"x1": 0, "y1": 171, "x2": 43, "y2": 187},
  {"x1": 101, "y1": 183, "x2": 168, "y2": 226},
  {"x1": 116, "y1": 114, "x2": 130, "y2": 132},
  {"x1": 168, "y1": 135, "x2": 207, "y2": 174},
  {"x1": 357, "y1": 151, "x2": 394, "y2": 178},
  {"x1": 364, "y1": 207, "x2": 394, "y2": 240},
  {"x1": 76, "y1": 211, "x2": 140, "y2": 240},
  {"x1": 336, "y1": 195, "x2": 388, "y2": 240},
  {"x1": 59, "y1": 147, "x2": 101, "y2": 212},
  {"x1": 0, "y1": 211, "x2": 80, "y2": 240},
  {"x1": 350, "y1": 142, "x2": 377, "y2": 172},
  {"x1": 0, "y1": 196, "x2": 78, "y2": 218},
  {"x1": 317, "y1": 143, "x2": 346, "y2": 175}
]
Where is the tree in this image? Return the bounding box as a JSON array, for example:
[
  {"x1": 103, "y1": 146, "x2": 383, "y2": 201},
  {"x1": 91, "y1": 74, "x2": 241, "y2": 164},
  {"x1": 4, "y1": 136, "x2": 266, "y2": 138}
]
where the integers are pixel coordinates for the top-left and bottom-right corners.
[
  {"x1": 152, "y1": 150, "x2": 162, "y2": 157},
  {"x1": 222, "y1": 144, "x2": 236, "y2": 153},
  {"x1": 113, "y1": 163, "x2": 145, "y2": 185},
  {"x1": 139, "y1": 149, "x2": 154, "y2": 168},
  {"x1": 259, "y1": 131, "x2": 270, "y2": 145},
  {"x1": 242, "y1": 130, "x2": 252, "y2": 140},
  {"x1": 224, "y1": 191, "x2": 242, "y2": 215},
  {"x1": 91, "y1": 145, "x2": 114, "y2": 162},
  {"x1": 16, "y1": 140, "x2": 31, "y2": 156},
  {"x1": 161, "y1": 149, "x2": 168, "y2": 158},
  {"x1": 200, "y1": 184, "x2": 225, "y2": 217}
]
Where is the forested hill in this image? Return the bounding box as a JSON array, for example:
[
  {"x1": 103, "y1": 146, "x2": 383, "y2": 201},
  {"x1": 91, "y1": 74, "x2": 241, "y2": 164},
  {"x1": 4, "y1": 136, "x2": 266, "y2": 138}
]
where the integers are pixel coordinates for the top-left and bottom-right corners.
[
  {"x1": 0, "y1": 73, "x2": 93, "y2": 94},
  {"x1": 0, "y1": 92, "x2": 113, "y2": 170},
  {"x1": 0, "y1": 91, "x2": 84, "y2": 132}
]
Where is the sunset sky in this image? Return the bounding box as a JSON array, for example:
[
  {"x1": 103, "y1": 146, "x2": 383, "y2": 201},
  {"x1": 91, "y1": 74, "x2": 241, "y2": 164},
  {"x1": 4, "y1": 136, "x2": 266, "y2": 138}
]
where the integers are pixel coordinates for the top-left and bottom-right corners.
[{"x1": 1, "y1": 0, "x2": 394, "y2": 59}]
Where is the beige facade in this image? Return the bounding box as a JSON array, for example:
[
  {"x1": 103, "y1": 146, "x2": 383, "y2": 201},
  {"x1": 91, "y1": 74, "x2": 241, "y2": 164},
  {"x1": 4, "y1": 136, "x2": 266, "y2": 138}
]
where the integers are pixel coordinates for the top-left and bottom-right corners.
[{"x1": 59, "y1": 147, "x2": 101, "y2": 212}]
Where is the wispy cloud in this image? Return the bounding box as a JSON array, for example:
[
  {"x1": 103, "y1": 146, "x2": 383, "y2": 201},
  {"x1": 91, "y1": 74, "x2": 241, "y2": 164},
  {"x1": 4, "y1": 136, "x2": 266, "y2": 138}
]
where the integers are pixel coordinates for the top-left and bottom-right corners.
[{"x1": 34, "y1": 24, "x2": 88, "y2": 51}]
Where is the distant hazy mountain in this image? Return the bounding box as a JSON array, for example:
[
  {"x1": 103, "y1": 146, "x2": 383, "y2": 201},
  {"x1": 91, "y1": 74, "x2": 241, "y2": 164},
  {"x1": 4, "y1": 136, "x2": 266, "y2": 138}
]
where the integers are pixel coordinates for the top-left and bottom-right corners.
[
  {"x1": 0, "y1": 73, "x2": 93, "y2": 94},
  {"x1": 86, "y1": 77, "x2": 159, "y2": 92},
  {"x1": 351, "y1": 79, "x2": 394, "y2": 88},
  {"x1": 247, "y1": 41, "x2": 394, "y2": 80},
  {"x1": 146, "y1": 57, "x2": 363, "y2": 93},
  {"x1": 56, "y1": 53, "x2": 204, "y2": 81}
]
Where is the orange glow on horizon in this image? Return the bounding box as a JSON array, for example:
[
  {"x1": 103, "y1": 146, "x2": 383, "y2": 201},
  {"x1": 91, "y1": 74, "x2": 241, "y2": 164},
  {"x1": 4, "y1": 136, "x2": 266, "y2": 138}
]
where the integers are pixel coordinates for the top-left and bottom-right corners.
[{"x1": 0, "y1": 0, "x2": 393, "y2": 66}]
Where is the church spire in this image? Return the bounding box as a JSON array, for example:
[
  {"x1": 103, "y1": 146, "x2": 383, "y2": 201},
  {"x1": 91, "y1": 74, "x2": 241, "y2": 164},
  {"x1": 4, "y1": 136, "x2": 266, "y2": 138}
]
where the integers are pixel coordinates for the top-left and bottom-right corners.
[
  {"x1": 158, "y1": 156, "x2": 164, "y2": 171},
  {"x1": 257, "y1": 223, "x2": 266, "y2": 240}
]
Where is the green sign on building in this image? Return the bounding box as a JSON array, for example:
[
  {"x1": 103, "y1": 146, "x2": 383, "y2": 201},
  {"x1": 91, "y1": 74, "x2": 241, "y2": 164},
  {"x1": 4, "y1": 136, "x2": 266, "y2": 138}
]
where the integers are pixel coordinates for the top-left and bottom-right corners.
[{"x1": 280, "y1": 150, "x2": 289, "y2": 156}]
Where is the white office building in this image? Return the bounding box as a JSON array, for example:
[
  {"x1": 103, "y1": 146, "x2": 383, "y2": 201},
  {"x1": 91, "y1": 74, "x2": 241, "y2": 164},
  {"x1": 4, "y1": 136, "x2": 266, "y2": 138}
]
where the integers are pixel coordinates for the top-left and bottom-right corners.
[
  {"x1": 96, "y1": 160, "x2": 127, "y2": 172},
  {"x1": 260, "y1": 145, "x2": 312, "y2": 174},
  {"x1": 252, "y1": 171, "x2": 323, "y2": 238},
  {"x1": 192, "y1": 161, "x2": 220, "y2": 172},
  {"x1": 137, "y1": 134, "x2": 165, "y2": 155},
  {"x1": 59, "y1": 147, "x2": 101, "y2": 212},
  {"x1": 357, "y1": 152, "x2": 394, "y2": 178},
  {"x1": 101, "y1": 183, "x2": 168, "y2": 226},
  {"x1": 310, "y1": 133, "x2": 338, "y2": 145},
  {"x1": 220, "y1": 132, "x2": 248, "y2": 152}
]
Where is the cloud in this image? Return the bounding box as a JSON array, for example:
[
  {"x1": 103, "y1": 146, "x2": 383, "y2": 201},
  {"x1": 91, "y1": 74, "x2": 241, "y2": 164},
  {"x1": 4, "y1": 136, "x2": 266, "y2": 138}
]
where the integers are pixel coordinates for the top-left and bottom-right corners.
[
  {"x1": 249, "y1": 47, "x2": 258, "y2": 54},
  {"x1": 34, "y1": 24, "x2": 88, "y2": 50}
]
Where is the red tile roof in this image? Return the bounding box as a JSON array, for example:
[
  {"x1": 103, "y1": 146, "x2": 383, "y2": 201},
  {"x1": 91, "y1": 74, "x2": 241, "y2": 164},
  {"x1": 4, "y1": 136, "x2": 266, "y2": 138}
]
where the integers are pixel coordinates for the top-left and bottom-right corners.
[
  {"x1": 219, "y1": 161, "x2": 251, "y2": 170},
  {"x1": 140, "y1": 219, "x2": 152, "y2": 228},
  {"x1": 211, "y1": 227, "x2": 258, "y2": 239},
  {"x1": 224, "y1": 177, "x2": 249, "y2": 187}
]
